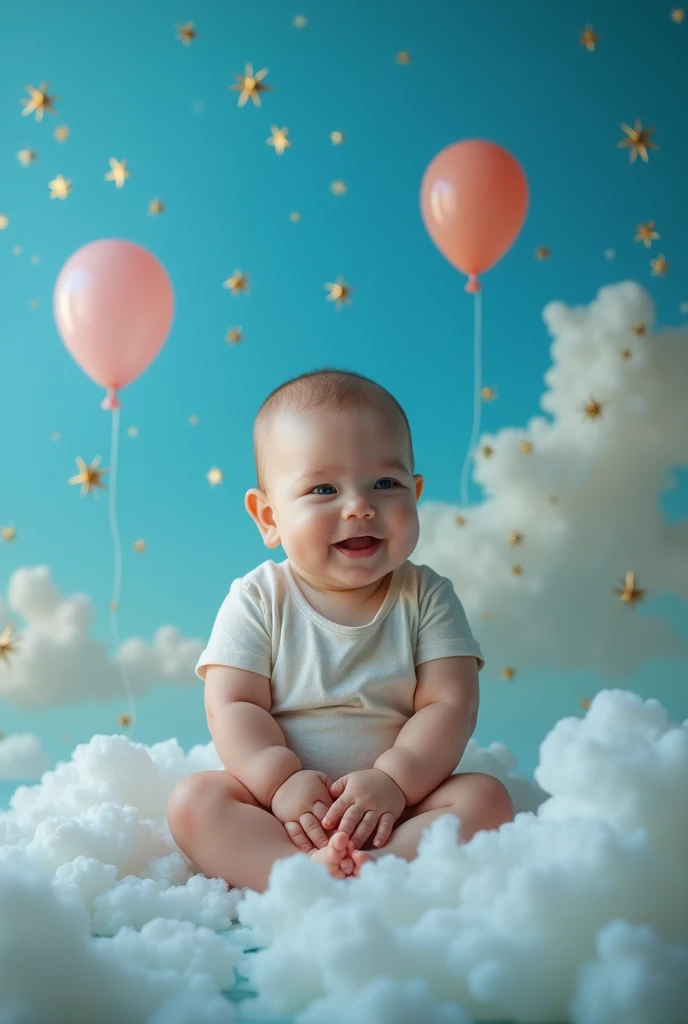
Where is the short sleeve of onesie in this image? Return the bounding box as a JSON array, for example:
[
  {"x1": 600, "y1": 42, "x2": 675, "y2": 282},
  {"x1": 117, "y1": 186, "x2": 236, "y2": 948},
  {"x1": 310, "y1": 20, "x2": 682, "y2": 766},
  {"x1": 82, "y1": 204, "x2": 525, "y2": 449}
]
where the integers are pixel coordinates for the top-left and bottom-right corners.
[
  {"x1": 414, "y1": 574, "x2": 485, "y2": 671},
  {"x1": 194, "y1": 578, "x2": 272, "y2": 681}
]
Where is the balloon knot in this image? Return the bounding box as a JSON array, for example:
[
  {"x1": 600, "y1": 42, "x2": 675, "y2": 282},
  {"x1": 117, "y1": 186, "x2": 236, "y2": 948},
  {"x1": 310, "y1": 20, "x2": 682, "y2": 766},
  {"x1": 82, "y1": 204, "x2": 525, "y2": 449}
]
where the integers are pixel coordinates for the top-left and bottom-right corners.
[
  {"x1": 464, "y1": 274, "x2": 481, "y2": 294},
  {"x1": 101, "y1": 387, "x2": 121, "y2": 411}
]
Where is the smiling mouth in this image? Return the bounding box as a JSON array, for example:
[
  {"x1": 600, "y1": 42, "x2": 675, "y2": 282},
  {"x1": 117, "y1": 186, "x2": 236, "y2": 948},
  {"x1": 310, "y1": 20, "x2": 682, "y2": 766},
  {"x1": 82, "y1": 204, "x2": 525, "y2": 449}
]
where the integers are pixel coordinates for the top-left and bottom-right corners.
[{"x1": 334, "y1": 536, "x2": 383, "y2": 556}]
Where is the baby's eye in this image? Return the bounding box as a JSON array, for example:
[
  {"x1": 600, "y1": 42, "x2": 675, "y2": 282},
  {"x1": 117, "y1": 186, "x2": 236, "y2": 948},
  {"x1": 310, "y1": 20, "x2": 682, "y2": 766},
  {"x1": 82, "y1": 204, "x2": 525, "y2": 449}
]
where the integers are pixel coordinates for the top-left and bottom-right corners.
[
  {"x1": 374, "y1": 478, "x2": 398, "y2": 489},
  {"x1": 310, "y1": 484, "x2": 335, "y2": 495}
]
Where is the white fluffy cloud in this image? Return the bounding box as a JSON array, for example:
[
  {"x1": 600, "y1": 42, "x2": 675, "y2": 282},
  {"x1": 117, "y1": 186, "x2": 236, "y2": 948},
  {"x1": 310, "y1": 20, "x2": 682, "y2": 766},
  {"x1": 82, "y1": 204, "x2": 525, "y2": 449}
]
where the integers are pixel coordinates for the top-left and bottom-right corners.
[
  {"x1": 0, "y1": 689, "x2": 685, "y2": 1021},
  {"x1": 0, "y1": 565, "x2": 204, "y2": 709},
  {"x1": 414, "y1": 281, "x2": 688, "y2": 677},
  {"x1": 0, "y1": 732, "x2": 52, "y2": 779}
]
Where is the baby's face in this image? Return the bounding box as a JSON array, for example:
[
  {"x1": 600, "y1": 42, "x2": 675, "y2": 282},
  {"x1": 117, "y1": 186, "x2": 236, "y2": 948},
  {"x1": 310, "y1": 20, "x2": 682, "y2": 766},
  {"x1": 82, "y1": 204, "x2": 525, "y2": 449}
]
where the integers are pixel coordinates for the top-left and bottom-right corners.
[{"x1": 246, "y1": 407, "x2": 423, "y2": 590}]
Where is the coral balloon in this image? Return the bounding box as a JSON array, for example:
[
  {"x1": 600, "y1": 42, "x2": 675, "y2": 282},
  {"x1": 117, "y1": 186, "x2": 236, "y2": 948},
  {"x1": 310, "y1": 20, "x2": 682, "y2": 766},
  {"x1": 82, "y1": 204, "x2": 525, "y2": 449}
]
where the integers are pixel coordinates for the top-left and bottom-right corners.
[
  {"x1": 420, "y1": 140, "x2": 529, "y2": 292},
  {"x1": 54, "y1": 239, "x2": 174, "y2": 409}
]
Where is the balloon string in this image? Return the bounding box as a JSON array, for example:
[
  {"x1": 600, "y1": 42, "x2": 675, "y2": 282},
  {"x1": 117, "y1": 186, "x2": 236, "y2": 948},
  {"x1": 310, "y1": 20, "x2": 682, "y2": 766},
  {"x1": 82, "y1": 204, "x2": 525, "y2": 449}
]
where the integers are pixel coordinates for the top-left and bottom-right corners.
[
  {"x1": 108, "y1": 407, "x2": 136, "y2": 732},
  {"x1": 460, "y1": 289, "x2": 483, "y2": 510}
]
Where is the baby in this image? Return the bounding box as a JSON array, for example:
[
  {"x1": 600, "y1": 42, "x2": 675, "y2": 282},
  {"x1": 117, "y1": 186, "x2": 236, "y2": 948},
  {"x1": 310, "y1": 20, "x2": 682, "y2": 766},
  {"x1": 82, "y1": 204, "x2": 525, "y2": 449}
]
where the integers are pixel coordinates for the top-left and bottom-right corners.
[{"x1": 167, "y1": 369, "x2": 513, "y2": 893}]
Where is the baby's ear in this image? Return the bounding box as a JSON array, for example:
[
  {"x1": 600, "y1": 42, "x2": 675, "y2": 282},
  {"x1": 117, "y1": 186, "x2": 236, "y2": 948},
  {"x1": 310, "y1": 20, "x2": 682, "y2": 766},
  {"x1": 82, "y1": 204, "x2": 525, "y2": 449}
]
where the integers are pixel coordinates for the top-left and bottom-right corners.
[{"x1": 245, "y1": 488, "x2": 280, "y2": 547}]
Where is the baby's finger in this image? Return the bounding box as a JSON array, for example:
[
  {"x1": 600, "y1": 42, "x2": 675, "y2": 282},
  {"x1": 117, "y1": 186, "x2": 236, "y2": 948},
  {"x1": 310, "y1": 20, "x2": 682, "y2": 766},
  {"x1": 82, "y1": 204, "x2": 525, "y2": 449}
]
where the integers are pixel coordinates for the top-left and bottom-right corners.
[
  {"x1": 373, "y1": 812, "x2": 396, "y2": 847},
  {"x1": 350, "y1": 810, "x2": 378, "y2": 850},
  {"x1": 284, "y1": 821, "x2": 314, "y2": 852},
  {"x1": 300, "y1": 812, "x2": 329, "y2": 849},
  {"x1": 321, "y1": 799, "x2": 346, "y2": 830}
]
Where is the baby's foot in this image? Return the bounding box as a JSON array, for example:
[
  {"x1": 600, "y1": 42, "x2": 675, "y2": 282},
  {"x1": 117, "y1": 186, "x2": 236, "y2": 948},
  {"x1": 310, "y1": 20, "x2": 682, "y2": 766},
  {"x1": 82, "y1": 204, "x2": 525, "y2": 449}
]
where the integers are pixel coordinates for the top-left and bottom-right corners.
[{"x1": 308, "y1": 831, "x2": 366, "y2": 879}]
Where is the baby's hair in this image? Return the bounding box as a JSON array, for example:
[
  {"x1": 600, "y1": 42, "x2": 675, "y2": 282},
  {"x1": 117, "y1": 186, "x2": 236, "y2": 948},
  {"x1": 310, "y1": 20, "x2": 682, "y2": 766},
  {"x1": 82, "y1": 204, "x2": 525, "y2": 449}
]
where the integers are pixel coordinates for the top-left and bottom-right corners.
[{"x1": 253, "y1": 367, "x2": 415, "y2": 492}]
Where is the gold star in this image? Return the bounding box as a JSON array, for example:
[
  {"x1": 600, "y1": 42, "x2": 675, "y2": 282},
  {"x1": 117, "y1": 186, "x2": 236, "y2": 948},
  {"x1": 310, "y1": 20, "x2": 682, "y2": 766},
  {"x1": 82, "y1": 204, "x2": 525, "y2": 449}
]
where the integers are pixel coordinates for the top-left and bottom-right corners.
[
  {"x1": 189, "y1": 414, "x2": 199, "y2": 426},
  {"x1": 54, "y1": 125, "x2": 70, "y2": 141},
  {"x1": 480, "y1": 611, "x2": 492, "y2": 622},
  {"x1": 631, "y1": 323, "x2": 647, "y2": 336},
  {"x1": 507, "y1": 531, "x2": 524, "y2": 547},
  {"x1": 133, "y1": 539, "x2": 146, "y2": 553},
  {"x1": 535, "y1": 246, "x2": 551, "y2": 260},
  {"x1": 50, "y1": 432, "x2": 61, "y2": 442},
  {"x1": 0, "y1": 215, "x2": 8, "y2": 230},
  {"x1": 395, "y1": 51, "x2": 411, "y2": 64},
  {"x1": 29, "y1": 299, "x2": 39, "y2": 310},
  {"x1": 267, "y1": 125, "x2": 291, "y2": 155},
  {"x1": 329, "y1": 130, "x2": 345, "y2": 145},
  {"x1": 481, "y1": 386, "x2": 498, "y2": 402},
  {"x1": 48, "y1": 174, "x2": 72, "y2": 200},
  {"x1": 293, "y1": 15, "x2": 307, "y2": 28},
  {"x1": 650, "y1": 254, "x2": 669, "y2": 276},
  {"x1": 226, "y1": 327, "x2": 243, "y2": 344},
  {"x1": 481, "y1": 444, "x2": 494, "y2": 458},
  {"x1": 520, "y1": 441, "x2": 534, "y2": 454},
  {"x1": 330, "y1": 180, "x2": 347, "y2": 195},
  {"x1": 231, "y1": 63, "x2": 271, "y2": 107},
  {"x1": 1, "y1": 525, "x2": 17, "y2": 542},
  {"x1": 206, "y1": 466, "x2": 223, "y2": 487},
  {"x1": 670, "y1": 8, "x2": 685, "y2": 22},
  {"x1": 20, "y1": 83, "x2": 59, "y2": 122},
  {"x1": 68, "y1": 455, "x2": 108, "y2": 498},
  {"x1": 30, "y1": 255, "x2": 40, "y2": 264},
  {"x1": 105, "y1": 158, "x2": 130, "y2": 188},
  {"x1": 127, "y1": 426, "x2": 139, "y2": 438},
  {"x1": 325, "y1": 277, "x2": 353, "y2": 309},
  {"x1": 548, "y1": 494, "x2": 559, "y2": 505},
  {"x1": 148, "y1": 199, "x2": 165, "y2": 215},
  {"x1": 60, "y1": 733, "x2": 71, "y2": 743},
  {"x1": 620, "y1": 348, "x2": 633, "y2": 361},
  {"x1": 223, "y1": 270, "x2": 249, "y2": 294},
  {"x1": 289, "y1": 211, "x2": 301, "y2": 222},
  {"x1": 109, "y1": 601, "x2": 118, "y2": 611},
  {"x1": 0, "y1": 624, "x2": 20, "y2": 666},
  {"x1": 580, "y1": 697, "x2": 592, "y2": 711},
  {"x1": 118, "y1": 713, "x2": 132, "y2": 727},
  {"x1": 511, "y1": 565, "x2": 524, "y2": 577},
  {"x1": 582, "y1": 397, "x2": 605, "y2": 420},
  {"x1": 455, "y1": 515, "x2": 468, "y2": 527},
  {"x1": 635, "y1": 221, "x2": 659, "y2": 248},
  {"x1": 175, "y1": 21, "x2": 198, "y2": 44},
  {"x1": 11, "y1": 246, "x2": 22, "y2": 254},
  {"x1": 501, "y1": 666, "x2": 517, "y2": 681},
  {"x1": 17, "y1": 149, "x2": 38, "y2": 166},
  {"x1": 614, "y1": 571, "x2": 647, "y2": 609},
  {"x1": 618, "y1": 121, "x2": 658, "y2": 163},
  {"x1": 580, "y1": 25, "x2": 600, "y2": 51}
]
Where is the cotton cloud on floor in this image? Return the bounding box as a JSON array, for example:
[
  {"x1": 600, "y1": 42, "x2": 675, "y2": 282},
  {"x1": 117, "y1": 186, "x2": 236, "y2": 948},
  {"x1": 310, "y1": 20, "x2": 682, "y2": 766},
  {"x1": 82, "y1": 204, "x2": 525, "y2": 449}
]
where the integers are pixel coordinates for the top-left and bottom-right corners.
[
  {"x1": 414, "y1": 281, "x2": 688, "y2": 678},
  {"x1": 0, "y1": 731, "x2": 51, "y2": 778},
  {"x1": 0, "y1": 564, "x2": 204, "y2": 709},
  {"x1": 0, "y1": 689, "x2": 686, "y2": 1023}
]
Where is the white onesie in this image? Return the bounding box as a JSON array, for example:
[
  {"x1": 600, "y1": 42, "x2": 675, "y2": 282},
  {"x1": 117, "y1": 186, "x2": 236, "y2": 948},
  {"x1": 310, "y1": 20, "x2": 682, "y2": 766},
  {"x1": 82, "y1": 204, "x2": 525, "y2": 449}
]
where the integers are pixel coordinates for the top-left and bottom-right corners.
[{"x1": 195, "y1": 558, "x2": 484, "y2": 783}]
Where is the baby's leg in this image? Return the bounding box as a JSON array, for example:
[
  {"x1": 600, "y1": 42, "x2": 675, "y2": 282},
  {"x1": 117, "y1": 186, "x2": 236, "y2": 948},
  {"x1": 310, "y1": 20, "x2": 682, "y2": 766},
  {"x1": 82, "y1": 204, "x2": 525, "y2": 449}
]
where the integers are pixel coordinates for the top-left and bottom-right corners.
[{"x1": 167, "y1": 770, "x2": 354, "y2": 893}]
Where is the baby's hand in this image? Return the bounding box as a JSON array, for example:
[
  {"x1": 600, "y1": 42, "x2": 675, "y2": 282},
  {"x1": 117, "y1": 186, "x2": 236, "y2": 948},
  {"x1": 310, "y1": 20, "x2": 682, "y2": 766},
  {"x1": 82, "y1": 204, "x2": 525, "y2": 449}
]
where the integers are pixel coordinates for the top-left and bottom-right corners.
[
  {"x1": 271, "y1": 769, "x2": 335, "y2": 853},
  {"x1": 322, "y1": 769, "x2": 406, "y2": 849}
]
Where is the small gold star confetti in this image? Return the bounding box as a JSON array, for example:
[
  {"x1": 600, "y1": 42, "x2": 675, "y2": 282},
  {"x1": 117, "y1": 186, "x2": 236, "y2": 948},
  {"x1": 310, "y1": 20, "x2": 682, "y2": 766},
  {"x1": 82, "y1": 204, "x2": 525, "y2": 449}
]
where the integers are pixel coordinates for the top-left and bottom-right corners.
[
  {"x1": 223, "y1": 271, "x2": 249, "y2": 294},
  {"x1": 579, "y1": 25, "x2": 600, "y2": 50},
  {"x1": 632, "y1": 323, "x2": 647, "y2": 336},
  {"x1": 189, "y1": 414, "x2": 199, "y2": 426},
  {"x1": 481, "y1": 386, "x2": 498, "y2": 401},
  {"x1": 395, "y1": 51, "x2": 411, "y2": 64},
  {"x1": 231, "y1": 63, "x2": 271, "y2": 107},
  {"x1": 50, "y1": 432, "x2": 61, "y2": 442},
  {"x1": 267, "y1": 125, "x2": 291, "y2": 155},
  {"x1": 20, "y1": 83, "x2": 59, "y2": 121},
  {"x1": 133, "y1": 539, "x2": 146, "y2": 552},
  {"x1": 293, "y1": 15, "x2": 307, "y2": 28},
  {"x1": 329, "y1": 130, "x2": 345, "y2": 145},
  {"x1": 206, "y1": 467, "x2": 223, "y2": 487},
  {"x1": 582, "y1": 397, "x2": 605, "y2": 420},
  {"x1": 127, "y1": 426, "x2": 139, "y2": 438},
  {"x1": 520, "y1": 441, "x2": 534, "y2": 454},
  {"x1": 29, "y1": 299, "x2": 39, "y2": 310},
  {"x1": 481, "y1": 444, "x2": 494, "y2": 458},
  {"x1": 0, "y1": 625, "x2": 20, "y2": 665},
  {"x1": 1, "y1": 525, "x2": 17, "y2": 542},
  {"x1": 604, "y1": 248, "x2": 616, "y2": 260},
  {"x1": 548, "y1": 494, "x2": 559, "y2": 505},
  {"x1": 54, "y1": 125, "x2": 70, "y2": 141},
  {"x1": 105, "y1": 158, "x2": 130, "y2": 188},
  {"x1": 118, "y1": 713, "x2": 132, "y2": 727},
  {"x1": 535, "y1": 246, "x2": 551, "y2": 260},
  {"x1": 680, "y1": 302, "x2": 688, "y2": 314},
  {"x1": 620, "y1": 348, "x2": 633, "y2": 361},
  {"x1": 480, "y1": 611, "x2": 492, "y2": 622},
  {"x1": 0, "y1": 215, "x2": 8, "y2": 230},
  {"x1": 325, "y1": 277, "x2": 353, "y2": 309},
  {"x1": 109, "y1": 601, "x2": 118, "y2": 611},
  {"x1": 511, "y1": 565, "x2": 524, "y2": 577},
  {"x1": 68, "y1": 456, "x2": 108, "y2": 497},
  {"x1": 17, "y1": 149, "x2": 38, "y2": 166},
  {"x1": 455, "y1": 515, "x2": 468, "y2": 527},
  {"x1": 634, "y1": 221, "x2": 659, "y2": 248},
  {"x1": 330, "y1": 180, "x2": 347, "y2": 195},
  {"x1": 614, "y1": 570, "x2": 647, "y2": 609},
  {"x1": 507, "y1": 531, "x2": 524, "y2": 547},
  {"x1": 148, "y1": 199, "x2": 164, "y2": 215},
  {"x1": 501, "y1": 666, "x2": 517, "y2": 681},
  {"x1": 581, "y1": 698, "x2": 592, "y2": 711},
  {"x1": 30, "y1": 255, "x2": 40, "y2": 264},
  {"x1": 618, "y1": 121, "x2": 658, "y2": 163},
  {"x1": 226, "y1": 327, "x2": 243, "y2": 344},
  {"x1": 289, "y1": 211, "x2": 301, "y2": 222},
  {"x1": 48, "y1": 174, "x2": 71, "y2": 199},
  {"x1": 175, "y1": 21, "x2": 198, "y2": 44},
  {"x1": 60, "y1": 733, "x2": 71, "y2": 742},
  {"x1": 650, "y1": 254, "x2": 669, "y2": 276},
  {"x1": 670, "y1": 8, "x2": 685, "y2": 22},
  {"x1": 12, "y1": 246, "x2": 22, "y2": 254}
]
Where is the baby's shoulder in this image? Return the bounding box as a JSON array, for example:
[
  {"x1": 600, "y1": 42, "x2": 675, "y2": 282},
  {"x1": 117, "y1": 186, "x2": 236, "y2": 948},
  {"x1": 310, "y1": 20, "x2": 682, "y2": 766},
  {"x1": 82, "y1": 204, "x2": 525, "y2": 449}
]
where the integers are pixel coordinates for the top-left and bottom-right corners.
[{"x1": 402, "y1": 558, "x2": 449, "y2": 598}]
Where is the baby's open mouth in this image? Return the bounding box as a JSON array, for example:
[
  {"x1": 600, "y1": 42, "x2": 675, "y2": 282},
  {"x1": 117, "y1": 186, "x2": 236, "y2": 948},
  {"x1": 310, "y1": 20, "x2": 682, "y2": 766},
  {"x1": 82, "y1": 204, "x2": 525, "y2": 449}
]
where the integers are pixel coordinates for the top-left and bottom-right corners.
[{"x1": 334, "y1": 536, "x2": 383, "y2": 556}]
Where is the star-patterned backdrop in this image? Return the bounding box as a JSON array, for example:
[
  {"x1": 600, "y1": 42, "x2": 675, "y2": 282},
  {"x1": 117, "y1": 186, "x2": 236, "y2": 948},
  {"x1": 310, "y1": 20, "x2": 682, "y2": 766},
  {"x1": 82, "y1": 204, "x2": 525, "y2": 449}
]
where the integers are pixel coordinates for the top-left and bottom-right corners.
[{"x1": 1, "y1": 0, "x2": 687, "y2": 782}]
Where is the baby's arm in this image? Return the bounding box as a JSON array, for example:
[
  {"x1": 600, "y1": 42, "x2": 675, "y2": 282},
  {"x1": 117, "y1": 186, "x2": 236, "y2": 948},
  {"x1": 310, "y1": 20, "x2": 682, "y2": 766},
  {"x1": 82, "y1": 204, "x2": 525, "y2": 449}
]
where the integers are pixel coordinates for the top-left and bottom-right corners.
[{"x1": 205, "y1": 665, "x2": 302, "y2": 807}]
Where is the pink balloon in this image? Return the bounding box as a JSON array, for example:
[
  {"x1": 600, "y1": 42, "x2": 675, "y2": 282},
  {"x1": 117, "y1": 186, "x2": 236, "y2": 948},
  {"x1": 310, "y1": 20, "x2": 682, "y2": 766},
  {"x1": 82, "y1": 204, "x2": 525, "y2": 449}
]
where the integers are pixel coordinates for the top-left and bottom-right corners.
[{"x1": 54, "y1": 239, "x2": 174, "y2": 409}]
